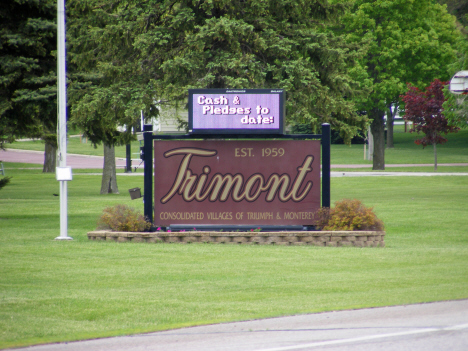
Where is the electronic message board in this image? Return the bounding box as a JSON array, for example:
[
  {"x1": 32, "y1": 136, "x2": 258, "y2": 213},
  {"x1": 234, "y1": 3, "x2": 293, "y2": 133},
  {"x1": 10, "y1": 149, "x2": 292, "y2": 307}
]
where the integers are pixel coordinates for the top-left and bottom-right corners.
[{"x1": 188, "y1": 89, "x2": 284, "y2": 134}]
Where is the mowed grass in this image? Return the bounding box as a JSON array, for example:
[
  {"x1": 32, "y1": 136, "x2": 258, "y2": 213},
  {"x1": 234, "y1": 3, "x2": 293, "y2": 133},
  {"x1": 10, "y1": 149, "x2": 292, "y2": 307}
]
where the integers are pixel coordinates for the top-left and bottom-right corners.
[
  {"x1": 0, "y1": 166, "x2": 467, "y2": 348},
  {"x1": 5, "y1": 126, "x2": 468, "y2": 166},
  {"x1": 330, "y1": 126, "x2": 468, "y2": 165}
]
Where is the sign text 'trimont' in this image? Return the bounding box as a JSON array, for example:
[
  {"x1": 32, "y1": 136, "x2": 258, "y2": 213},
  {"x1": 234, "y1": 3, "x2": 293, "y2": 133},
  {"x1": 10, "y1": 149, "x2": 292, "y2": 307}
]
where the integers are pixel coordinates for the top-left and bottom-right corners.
[{"x1": 154, "y1": 140, "x2": 320, "y2": 226}]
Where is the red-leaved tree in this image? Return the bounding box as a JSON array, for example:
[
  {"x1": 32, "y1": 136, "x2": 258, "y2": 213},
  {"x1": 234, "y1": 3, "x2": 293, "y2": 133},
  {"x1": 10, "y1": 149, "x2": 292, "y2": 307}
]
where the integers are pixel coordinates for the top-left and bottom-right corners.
[{"x1": 401, "y1": 79, "x2": 459, "y2": 171}]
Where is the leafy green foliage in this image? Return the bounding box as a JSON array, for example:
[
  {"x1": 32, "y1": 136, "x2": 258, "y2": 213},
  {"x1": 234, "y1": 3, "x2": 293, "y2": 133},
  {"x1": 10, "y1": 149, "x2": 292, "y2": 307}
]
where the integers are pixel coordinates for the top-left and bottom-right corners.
[
  {"x1": 443, "y1": 86, "x2": 468, "y2": 129},
  {"x1": 440, "y1": 0, "x2": 468, "y2": 27},
  {"x1": 67, "y1": 0, "x2": 369, "y2": 143},
  {"x1": 67, "y1": 0, "x2": 159, "y2": 147},
  {"x1": 342, "y1": 0, "x2": 460, "y2": 169},
  {"x1": 316, "y1": 199, "x2": 384, "y2": 231},
  {"x1": 0, "y1": 0, "x2": 57, "y2": 148},
  {"x1": 344, "y1": 0, "x2": 458, "y2": 109},
  {"x1": 97, "y1": 204, "x2": 151, "y2": 232},
  {"x1": 442, "y1": 2, "x2": 468, "y2": 129}
]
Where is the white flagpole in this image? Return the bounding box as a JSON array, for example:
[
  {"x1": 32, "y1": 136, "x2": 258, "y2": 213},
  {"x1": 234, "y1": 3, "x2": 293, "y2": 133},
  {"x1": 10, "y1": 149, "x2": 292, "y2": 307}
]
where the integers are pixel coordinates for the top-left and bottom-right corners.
[{"x1": 56, "y1": 0, "x2": 72, "y2": 240}]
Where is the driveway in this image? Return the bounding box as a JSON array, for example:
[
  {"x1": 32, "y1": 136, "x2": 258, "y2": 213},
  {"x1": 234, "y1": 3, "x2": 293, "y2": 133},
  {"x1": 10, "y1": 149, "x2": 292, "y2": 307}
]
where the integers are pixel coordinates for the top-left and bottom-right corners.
[{"x1": 0, "y1": 149, "x2": 137, "y2": 169}]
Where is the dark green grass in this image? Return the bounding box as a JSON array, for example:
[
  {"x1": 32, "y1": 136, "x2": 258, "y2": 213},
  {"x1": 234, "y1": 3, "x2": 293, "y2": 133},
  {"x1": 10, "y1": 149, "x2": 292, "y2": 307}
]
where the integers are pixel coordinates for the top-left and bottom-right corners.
[{"x1": 0, "y1": 166, "x2": 467, "y2": 348}]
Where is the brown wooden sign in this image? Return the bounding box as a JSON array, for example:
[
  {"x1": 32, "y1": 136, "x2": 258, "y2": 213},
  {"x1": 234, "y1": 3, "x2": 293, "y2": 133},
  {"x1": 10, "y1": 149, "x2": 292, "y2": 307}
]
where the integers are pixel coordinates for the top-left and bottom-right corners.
[{"x1": 154, "y1": 140, "x2": 320, "y2": 226}]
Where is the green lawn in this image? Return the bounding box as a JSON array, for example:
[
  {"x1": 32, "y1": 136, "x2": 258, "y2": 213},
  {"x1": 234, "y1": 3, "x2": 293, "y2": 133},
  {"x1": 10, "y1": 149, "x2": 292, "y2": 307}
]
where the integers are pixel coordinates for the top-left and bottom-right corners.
[
  {"x1": 0, "y1": 166, "x2": 467, "y2": 349},
  {"x1": 4, "y1": 135, "x2": 143, "y2": 159},
  {"x1": 330, "y1": 126, "x2": 468, "y2": 165},
  {"x1": 5, "y1": 126, "x2": 468, "y2": 166}
]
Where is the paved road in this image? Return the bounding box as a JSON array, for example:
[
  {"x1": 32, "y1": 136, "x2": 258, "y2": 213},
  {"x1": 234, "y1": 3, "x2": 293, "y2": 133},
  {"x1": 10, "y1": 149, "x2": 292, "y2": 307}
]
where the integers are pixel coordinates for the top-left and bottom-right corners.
[
  {"x1": 0, "y1": 149, "x2": 138, "y2": 169},
  {"x1": 8, "y1": 300, "x2": 468, "y2": 351}
]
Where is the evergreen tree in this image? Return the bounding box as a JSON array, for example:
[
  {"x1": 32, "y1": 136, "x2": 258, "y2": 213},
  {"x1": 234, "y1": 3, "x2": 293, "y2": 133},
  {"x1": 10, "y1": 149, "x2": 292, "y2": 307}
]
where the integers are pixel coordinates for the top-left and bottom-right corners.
[
  {"x1": 67, "y1": 0, "x2": 369, "y2": 155},
  {"x1": 0, "y1": 0, "x2": 58, "y2": 172},
  {"x1": 149, "y1": 0, "x2": 369, "y2": 141},
  {"x1": 68, "y1": 0, "x2": 159, "y2": 194}
]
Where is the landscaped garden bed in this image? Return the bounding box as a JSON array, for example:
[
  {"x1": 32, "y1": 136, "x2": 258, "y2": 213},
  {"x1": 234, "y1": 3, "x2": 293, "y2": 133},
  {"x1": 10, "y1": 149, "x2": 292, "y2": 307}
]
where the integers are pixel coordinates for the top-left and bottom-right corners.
[
  {"x1": 87, "y1": 230, "x2": 385, "y2": 247},
  {"x1": 90, "y1": 199, "x2": 386, "y2": 247}
]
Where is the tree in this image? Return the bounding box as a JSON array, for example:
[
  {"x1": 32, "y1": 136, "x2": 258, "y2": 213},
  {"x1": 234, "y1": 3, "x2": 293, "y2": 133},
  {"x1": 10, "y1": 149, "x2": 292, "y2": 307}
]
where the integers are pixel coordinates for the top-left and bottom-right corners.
[
  {"x1": 439, "y1": 0, "x2": 468, "y2": 27},
  {"x1": 150, "y1": 0, "x2": 369, "y2": 141},
  {"x1": 67, "y1": 0, "x2": 159, "y2": 194},
  {"x1": 442, "y1": 6, "x2": 468, "y2": 129},
  {"x1": 342, "y1": 0, "x2": 459, "y2": 169},
  {"x1": 68, "y1": 0, "x2": 370, "y2": 164},
  {"x1": 443, "y1": 85, "x2": 468, "y2": 129},
  {"x1": 401, "y1": 79, "x2": 459, "y2": 171},
  {"x1": 0, "y1": 0, "x2": 58, "y2": 172}
]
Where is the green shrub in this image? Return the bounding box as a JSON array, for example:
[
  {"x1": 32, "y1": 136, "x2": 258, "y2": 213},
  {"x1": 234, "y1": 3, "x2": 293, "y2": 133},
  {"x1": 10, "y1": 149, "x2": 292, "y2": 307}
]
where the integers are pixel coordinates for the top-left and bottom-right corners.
[
  {"x1": 97, "y1": 204, "x2": 151, "y2": 232},
  {"x1": 314, "y1": 207, "x2": 332, "y2": 230},
  {"x1": 316, "y1": 199, "x2": 384, "y2": 231}
]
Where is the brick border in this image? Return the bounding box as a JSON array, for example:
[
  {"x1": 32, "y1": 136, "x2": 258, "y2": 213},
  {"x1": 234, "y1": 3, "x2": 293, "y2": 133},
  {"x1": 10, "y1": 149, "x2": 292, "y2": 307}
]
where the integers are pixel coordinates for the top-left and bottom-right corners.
[{"x1": 87, "y1": 231, "x2": 385, "y2": 247}]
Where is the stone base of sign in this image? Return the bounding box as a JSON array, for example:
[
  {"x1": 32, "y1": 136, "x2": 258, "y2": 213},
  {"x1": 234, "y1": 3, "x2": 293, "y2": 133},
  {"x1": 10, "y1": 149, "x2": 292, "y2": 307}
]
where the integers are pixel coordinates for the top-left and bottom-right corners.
[{"x1": 87, "y1": 230, "x2": 385, "y2": 247}]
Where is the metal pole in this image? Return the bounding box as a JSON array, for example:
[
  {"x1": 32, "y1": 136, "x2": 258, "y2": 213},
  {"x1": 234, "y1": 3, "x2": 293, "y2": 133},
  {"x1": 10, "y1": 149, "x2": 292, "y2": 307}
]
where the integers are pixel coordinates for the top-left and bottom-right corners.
[
  {"x1": 143, "y1": 124, "x2": 153, "y2": 223},
  {"x1": 125, "y1": 143, "x2": 132, "y2": 173},
  {"x1": 321, "y1": 124, "x2": 331, "y2": 208},
  {"x1": 56, "y1": 0, "x2": 72, "y2": 240}
]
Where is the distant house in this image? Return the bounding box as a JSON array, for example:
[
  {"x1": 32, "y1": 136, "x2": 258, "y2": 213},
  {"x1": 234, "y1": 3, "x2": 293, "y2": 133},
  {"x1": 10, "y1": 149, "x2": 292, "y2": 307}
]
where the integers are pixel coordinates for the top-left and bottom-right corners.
[
  {"x1": 153, "y1": 107, "x2": 187, "y2": 133},
  {"x1": 151, "y1": 105, "x2": 188, "y2": 133}
]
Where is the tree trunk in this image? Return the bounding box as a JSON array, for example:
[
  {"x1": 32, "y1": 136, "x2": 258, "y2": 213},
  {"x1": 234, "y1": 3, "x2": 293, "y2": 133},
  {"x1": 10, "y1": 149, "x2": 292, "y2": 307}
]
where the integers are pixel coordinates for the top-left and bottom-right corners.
[
  {"x1": 433, "y1": 142, "x2": 437, "y2": 172},
  {"x1": 370, "y1": 108, "x2": 386, "y2": 170},
  {"x1": 43, "y1": 139, "x2": 56, "y2": 173},
  {"x1": 386, "y1": 104, "x2": 394, "y2": 149},
  {"x1": 101, "y1": 143, "x2": 119, "y2": 194}
]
